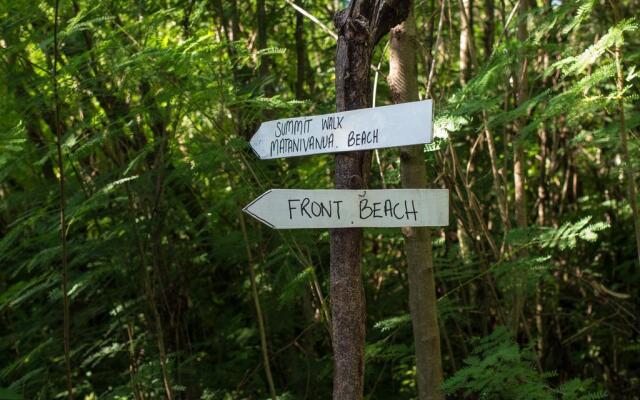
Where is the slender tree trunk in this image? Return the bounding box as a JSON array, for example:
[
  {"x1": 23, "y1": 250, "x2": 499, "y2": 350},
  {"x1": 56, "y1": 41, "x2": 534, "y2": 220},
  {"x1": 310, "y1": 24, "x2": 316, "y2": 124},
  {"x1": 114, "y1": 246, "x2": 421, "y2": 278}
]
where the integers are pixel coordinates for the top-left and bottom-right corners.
[
  {"x1": 295, "y1": 0, "x2": 305, "y2": 99},
  {"x1": 229, "y1": 0, "x2": 240, "y2": 42},
  {"x1": 459, "y1": 0, "x2": 473, "y2": 84},
  {"x1": 513, "y1": 0, "x2": 528, "y2": 232},
  {"x1": 612, "y1": 2, "x2": 640, "y2": 266},
  {"x1": 538, "y1": 127, "x2": 547, "y2": 226},
  {"x1": 256, "y1": 0, "x2": 273, "y2": 96},
  {"x1": 483, "y1": 0, "x2": 494, "y2": 57},
  {"x1": 511, "y1": 0, "x2": 529, "y2": 331},
  {"x1": 424, "y1": 0, "x2": 436, "y2": 79},
  {"x1": 257, "y1": 0, "x2": 269, "y2": 86},
  {"x1": 239, "y1": 212, "x2": 278, "y2": 400},
  {"x1": 53, "y1": 1, "x2": 73, "y2": 398},
  {"x1": 331, "y1": 2, "x2": 410, "y2": 398},
  {"x1": 388, "y1": 14, "x2": 445, "y2": 400}
]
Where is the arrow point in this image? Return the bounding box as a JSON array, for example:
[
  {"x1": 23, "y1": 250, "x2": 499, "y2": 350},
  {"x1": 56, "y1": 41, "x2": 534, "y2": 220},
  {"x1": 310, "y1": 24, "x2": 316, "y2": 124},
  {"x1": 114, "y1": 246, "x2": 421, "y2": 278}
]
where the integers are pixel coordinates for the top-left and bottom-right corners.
[
  {"x1": 249, "y1": 144, "x2": 261, "y2": 159},
  {"x1": 249, "y1": 124, "x2": 268, "y2": 159},
  {"x1": 243, "y1": 190, "x2": 276, "y2": 229}
]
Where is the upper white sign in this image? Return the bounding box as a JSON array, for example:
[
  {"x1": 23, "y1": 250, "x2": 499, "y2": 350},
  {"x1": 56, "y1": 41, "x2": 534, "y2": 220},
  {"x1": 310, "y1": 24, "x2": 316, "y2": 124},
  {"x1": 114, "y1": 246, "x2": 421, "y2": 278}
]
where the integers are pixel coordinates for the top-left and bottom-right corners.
[
  {"x1": 249, "y1": 100, "x2": 433, "y2": 159},
  {"x1": 243, "y1": 189, "x2": 449, "y2": 229}
]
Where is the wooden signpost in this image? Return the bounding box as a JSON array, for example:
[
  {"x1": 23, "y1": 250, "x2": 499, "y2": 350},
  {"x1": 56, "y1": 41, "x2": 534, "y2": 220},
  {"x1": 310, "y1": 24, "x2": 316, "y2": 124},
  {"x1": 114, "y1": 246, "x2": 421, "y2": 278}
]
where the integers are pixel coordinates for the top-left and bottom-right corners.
[
  {"x1": 249, "y1": 100, "x2": 433, "y2": 159},
  {"x1": 244, "y1": 189, "x2": 449, "y2": 229},
  {"x1": 245, "y1": 86, "x2": 446, "y2": 400}
]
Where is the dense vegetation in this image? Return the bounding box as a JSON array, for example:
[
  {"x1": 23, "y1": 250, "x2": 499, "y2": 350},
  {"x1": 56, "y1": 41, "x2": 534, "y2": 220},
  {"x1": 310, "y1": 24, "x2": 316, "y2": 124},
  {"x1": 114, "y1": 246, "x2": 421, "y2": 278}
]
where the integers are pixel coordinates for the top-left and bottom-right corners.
[{"x1": 1, "y1": 0, "x2": 638, "y2": 398}]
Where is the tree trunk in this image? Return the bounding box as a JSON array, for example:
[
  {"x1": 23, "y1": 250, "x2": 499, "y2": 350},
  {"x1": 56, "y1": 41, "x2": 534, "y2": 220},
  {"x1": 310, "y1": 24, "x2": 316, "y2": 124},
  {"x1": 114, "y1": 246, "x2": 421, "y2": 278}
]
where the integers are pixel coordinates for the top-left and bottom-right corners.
[
  {"x1": 388, "y1": 14, "x2": 445, "y2": 400},
  {"x1": 257, "y1": 0, "x2": 273, "y2": 96},
  {"x1": 459, "y1": 0, "x2": 473, "y2": 84},
  {"x1": 513, "y1": 0, "x2": 528, "y2": 232},
  {"x1": 424, "y1": 0, "x2": 436, "y2": 79},
  {"x1": 331, "y1": 2, "x2": 410, "y2": 398},
  {"x1": 511, "y1": 0, "x2": 529, "y2": 332},
  {"x1": 295, "y1": 0, "x2": 305, "y2": 99},
  {"x1": 483, "y1": 0, "x2": 494, "y2": 57},
  {"x1": 611, "y1": 1, "x2": 640, "y2": 266}
]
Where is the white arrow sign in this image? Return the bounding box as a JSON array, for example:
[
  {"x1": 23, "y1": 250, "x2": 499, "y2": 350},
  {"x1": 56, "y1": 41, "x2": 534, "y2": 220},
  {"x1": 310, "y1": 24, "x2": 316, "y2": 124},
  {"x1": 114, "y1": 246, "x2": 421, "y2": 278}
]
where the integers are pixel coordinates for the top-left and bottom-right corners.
[
  {"x1": 249, "y1": 100, "x2": 433, "y2": 159},
  {"x1": 243, "y1": 189, "x2": 448, "y2": 229}
]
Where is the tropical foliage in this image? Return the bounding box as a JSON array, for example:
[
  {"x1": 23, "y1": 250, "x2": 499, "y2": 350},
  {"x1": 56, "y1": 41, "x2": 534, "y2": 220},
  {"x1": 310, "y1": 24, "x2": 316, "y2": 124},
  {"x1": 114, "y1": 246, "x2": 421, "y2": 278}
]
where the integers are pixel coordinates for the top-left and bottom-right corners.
[{"x1": 0, "y1": 0, "x2": 638, "y2": 398}]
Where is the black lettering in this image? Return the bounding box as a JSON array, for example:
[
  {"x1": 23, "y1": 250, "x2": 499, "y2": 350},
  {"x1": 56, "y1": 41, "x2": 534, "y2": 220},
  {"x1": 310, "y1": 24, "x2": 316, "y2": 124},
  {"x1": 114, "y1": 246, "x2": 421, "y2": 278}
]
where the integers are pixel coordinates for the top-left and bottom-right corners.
[
  {"x1": 372, "y1": 201, "x2": 382, "y2": 218},
  {"x1": 360, "y1": 198, "x2": 373, "y2": 219},
  {"x1": 372, "y1": 129, "x2": 379, "y2": 143},
  {"x1": 384, "y1": 199, "x2": 393, "y2": 215},
  {"x1": 288, "y1": 199, "x2": 300, "y2": 219},
  {"x1": 405, "y1": 200, "x2": 418, "y2": 221},
  {"x1": 393, "y1": 202, "x2": 401, "y2": 219},
  {"x1": 320, "y1": 201, "x2": 332, "y2": 217},
  {"x1": 311, "y1": 201, "x2": 322, "y2": 217},
  {"x1": 269, "y1": 134, "x2": 337, "y2": 156},
  {"x1": 348, "y1": 131, "x2": 355, "y2": 147},
  {"x1": 300, "y1": 198, "x2": 311, "y2": 218},
  {"x1": 337, "y1": 116, "x2": 343, "y2": 129},
  {"x1": 333, "y1": 200, "x2": 343, "y2": 219}
]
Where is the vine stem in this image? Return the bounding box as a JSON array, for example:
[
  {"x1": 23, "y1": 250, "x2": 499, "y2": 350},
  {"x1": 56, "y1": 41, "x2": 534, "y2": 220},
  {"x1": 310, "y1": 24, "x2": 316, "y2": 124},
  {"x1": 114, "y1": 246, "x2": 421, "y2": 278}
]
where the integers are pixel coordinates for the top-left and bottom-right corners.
[
  {"x1": 231, "y1": 167, "x2": 277, "y2": 399},
  {"x1": 610, "y1": 0, "x2": 640, "y2": 267},
  {"x1": 239, "y1": 210, "x2": 278, "y2": 399},
  {"x1": 53, "y1": 0, "x2": 74, "y2": 398}
]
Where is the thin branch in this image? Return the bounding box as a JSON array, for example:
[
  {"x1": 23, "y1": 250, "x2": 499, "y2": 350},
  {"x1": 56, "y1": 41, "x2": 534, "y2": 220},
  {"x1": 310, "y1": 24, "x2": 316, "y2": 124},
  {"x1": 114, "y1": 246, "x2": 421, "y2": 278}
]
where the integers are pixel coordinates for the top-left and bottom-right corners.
[
  {"x1": 610, "y1": 0, "x2": 640, "y2": 266},
  {"x1": 372, "y1": 41, "x2": 389, "y2": 189},
  {"x1": 283, "y1": 0, "x2": 387, "y2": 78},
  {"x1": 425, "y1": 0, "x2": 445, "y2": 97},
  {"x1": 53, "y1": 1, "x2": 73, "y2": 398},
  {"x1": 234, "y1": 172, "x2": 278, "y2": 400},
  {"x1": 491, "y1": 0, "x2": 522, "y2": 58},
  {"x1": 284, "y1": 0, "x2": 337, "y2": 39}
]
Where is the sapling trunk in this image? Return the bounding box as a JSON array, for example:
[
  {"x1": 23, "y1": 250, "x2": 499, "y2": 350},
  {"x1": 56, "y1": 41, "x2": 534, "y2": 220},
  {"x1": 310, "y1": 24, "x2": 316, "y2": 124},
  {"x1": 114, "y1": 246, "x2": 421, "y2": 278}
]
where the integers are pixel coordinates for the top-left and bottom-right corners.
[
  {"x1": 611, "y1": 2, "x2": 640, "y2": 267},
  {"x1": 388, "y1": 13, "x2": 445, "y2": 400}
]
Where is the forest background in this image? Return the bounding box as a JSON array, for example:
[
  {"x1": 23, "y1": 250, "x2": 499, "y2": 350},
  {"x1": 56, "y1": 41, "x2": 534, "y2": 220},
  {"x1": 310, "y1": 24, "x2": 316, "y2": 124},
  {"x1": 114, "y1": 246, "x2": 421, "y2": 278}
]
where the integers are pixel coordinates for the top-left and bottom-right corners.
[{"x1": 1, "y1": 0, "x2": 639, "y2": 399}]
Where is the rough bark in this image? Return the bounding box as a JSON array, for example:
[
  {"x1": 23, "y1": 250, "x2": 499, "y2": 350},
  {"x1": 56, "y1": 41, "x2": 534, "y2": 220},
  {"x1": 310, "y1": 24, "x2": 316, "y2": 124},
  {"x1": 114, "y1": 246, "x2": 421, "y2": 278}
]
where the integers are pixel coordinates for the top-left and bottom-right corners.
[
  {"x1": 331, "y1": 2, "x2": 411, "y2": 398},
  {"x1": 388, "y1": 14, "x2": 445, "y2": 400}
]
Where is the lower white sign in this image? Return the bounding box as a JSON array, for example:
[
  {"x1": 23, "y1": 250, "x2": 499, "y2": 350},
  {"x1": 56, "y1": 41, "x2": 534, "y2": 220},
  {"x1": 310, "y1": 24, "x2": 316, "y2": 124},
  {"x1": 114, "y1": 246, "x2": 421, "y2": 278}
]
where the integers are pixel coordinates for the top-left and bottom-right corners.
[{"x1": 243, "y1": 189, "x2": 449, "y2": 229}]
